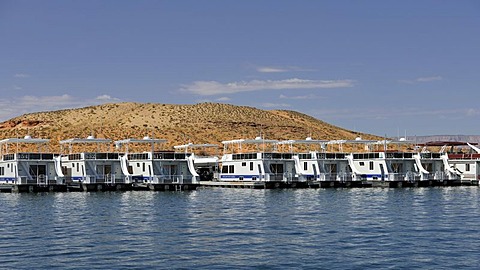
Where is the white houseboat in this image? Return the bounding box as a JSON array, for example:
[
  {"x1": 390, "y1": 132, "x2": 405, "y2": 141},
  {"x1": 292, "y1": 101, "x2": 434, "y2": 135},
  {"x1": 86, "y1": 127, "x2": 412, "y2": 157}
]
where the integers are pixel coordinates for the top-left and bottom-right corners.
[
  {"x1": 418, "y1": 141, "x2": 463, "y2": 182},
  {"x1": 277, "y1": 138, "x2": 327, "y2": 182},
  {"x1": 0, "y1": 136, "x2": 65, "y2": 192},
  {"x1": 115, "y1": 137, "x2": 199, "y2": 190},
  {"x1": 424, "y1": 141, "x2": 480, "y2": 185},
  {"x1": 58, "y1": 136, "x2": 126, "y2": 191},
  {"x1": 219, "y1": 138, "x2": 304, "y2": 187}
]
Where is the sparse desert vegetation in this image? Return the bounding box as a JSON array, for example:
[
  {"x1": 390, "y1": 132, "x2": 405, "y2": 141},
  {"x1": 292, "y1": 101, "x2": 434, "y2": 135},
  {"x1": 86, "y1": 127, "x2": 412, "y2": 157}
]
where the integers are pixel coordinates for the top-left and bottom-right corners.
[{"x1": 0, "y1": 102, "x2": 379, "y2": 150}]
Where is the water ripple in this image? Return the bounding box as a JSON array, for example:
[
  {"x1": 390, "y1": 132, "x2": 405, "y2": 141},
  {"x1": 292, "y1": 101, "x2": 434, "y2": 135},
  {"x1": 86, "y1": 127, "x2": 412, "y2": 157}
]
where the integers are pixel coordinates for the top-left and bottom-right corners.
[{"x1": 0, "y1": 187, "x2": 479, "y2": 269}]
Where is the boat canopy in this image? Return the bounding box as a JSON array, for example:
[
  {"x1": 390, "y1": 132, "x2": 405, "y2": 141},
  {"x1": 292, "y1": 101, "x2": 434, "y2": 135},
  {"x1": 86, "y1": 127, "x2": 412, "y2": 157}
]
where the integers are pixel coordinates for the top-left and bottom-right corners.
[
  {"x1": 221, "y1": 137, "x2": 279, "y2": 154},
  {"x1": 276, "y1": 137, "x2": 328, "y2": 145},
  {"x1": 174, "y1": 143, "x2": 219, "y2": 149},
  {"x1": 114, "y1": 136, "x2": 167, "y2": 153},
  {"x1": 0, "y1": 136, "x2": 50, "y2": 156},
  {"x1": 60, "y1": 137, "x2": 111, "y2": 144},
  {"x1": 0, "y1": 136, "x2": 50, "y2": 145},
  {"x1": 60, "y1": 136, "x2": 112, "y2": 154},
  {"x1": 418, "y1": 141, "x2": 478, "y2": 147},
  {"x1": 221, "y1": 138, "x2": 279, "y2": 145},
  {"x1": 174, "y1": 143, "x2": 219, "y2": 154}
]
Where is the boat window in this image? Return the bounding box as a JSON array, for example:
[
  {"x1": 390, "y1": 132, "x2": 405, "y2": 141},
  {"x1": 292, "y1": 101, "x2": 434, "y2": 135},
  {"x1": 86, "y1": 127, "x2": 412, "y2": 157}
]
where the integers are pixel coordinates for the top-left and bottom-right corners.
[
  {"x1": 304, "y1": 162, "x2": 308, "y2": 171},
  {"x1": 250, "y1": 162, "x2": 253, "y2": 171},
  {"x1": 369, "y1": 161, "x2": 374, "y2": 170},
  {"x1": 221, "y1": 166, "x2": 228, "y2": 173},
  {"x1": 0, "y1": 167, "x2": 4, "y2": 175},
  {"x1": 466, "y1": 164, "x2": 470, "y2": 171},
  {"x1": 242, "y1": 162, "x2": 246, "y2": 167},
  {"x1": 229, "y1": 165, "x2": 234, "y2": 174},
  {"x1": 359, "y1": 162, "x2": 364, "y2": 166}
]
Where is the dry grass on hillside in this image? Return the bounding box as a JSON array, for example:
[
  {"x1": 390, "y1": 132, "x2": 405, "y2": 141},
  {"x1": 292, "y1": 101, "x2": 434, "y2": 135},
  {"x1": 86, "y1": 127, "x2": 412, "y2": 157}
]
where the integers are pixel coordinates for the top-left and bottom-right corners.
[{"x1": 0, "y1": 102, "x2": 379, "y2": 151}]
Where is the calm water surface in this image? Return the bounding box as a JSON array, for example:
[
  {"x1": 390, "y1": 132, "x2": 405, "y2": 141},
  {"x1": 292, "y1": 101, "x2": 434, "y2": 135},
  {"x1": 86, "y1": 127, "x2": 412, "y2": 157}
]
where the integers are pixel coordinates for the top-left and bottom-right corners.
[{"x1": 0, "y1": 187, "x2": 479, "y2": 269}]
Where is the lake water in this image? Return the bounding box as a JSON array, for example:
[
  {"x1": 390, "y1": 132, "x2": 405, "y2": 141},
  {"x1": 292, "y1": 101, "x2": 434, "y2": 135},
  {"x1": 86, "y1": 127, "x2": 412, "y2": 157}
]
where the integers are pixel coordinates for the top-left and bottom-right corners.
[{"x1": 0, "y1": 187, "x2": 479, "y2": 269}]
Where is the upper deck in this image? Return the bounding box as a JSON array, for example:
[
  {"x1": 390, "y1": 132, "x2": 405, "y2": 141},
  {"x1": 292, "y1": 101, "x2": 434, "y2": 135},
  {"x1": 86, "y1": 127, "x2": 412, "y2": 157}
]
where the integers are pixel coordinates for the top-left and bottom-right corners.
[
  {"x1": 0, "y1": 136, "x2": 54, "y2": 162},
  {"x1": 1, "y1": 152, "x2": 56, "y2": 161}
]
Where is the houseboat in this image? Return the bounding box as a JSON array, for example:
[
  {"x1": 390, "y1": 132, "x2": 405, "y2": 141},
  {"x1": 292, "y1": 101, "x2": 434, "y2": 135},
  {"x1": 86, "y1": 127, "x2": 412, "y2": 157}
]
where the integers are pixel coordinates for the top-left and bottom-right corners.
[
  {"x1": 324, "y1": 138, "x2": 388, "y2": 187},
  {"x1": 422, "y1": 141, "x2": 480, "y2": 185},
  {"x1": 59, "y1": 136, "x2": 127, "y2": 191},
  {"x1": 276, "y1": 137, "x2": 352, "y2": 187},
  {"x1": 337, "y1": 138, "x2": 454, "y2": 187},
  {"x1": 0, "y1": 136, "x2": 66, "y2": 192},
  {"x1": 115, "y1": 137, "x2": 199, "y2": 191},
  {"x1": 418, "y1": 141, "x2": 463, "y2": 185},
  {"x1": 217, "y1": 137, "x2": 307, "y2": 188}
]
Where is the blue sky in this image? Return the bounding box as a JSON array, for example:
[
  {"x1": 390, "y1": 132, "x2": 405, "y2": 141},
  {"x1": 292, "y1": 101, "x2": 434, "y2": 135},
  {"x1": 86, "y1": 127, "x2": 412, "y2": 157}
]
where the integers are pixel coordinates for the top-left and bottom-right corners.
[{"x1": 1, "y1": 0, "x2": 479, "y2": 137}]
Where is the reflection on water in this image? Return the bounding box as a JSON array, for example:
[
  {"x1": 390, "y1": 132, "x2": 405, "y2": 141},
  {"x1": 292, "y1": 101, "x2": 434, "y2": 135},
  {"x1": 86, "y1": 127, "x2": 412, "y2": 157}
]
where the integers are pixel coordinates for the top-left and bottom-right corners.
[{"x1": 0, "y1": 187, "x2": 479, "y2": 269}]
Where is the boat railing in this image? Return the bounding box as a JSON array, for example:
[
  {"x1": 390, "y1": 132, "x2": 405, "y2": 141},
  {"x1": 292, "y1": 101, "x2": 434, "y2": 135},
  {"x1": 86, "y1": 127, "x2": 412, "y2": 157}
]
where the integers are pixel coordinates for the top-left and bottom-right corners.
[
  {"x1": 3, "y1": 153, "x2": 56, "y2": 161},
  {"x1": 434, "y1": 171, "x2": 446, "y2": 180},
  {"x1": 81, "y1": 174, "x2": 118, "y2": 184},
  {"x1": 385, "y1": 152, "x2": 414, "y2": 159},
  {"x1": 316, "y1": 153, "x2": 347, "y2": 159},
  {"x1": 15, "y1": 175, "x2": 59, "y2": 185},
  {"x1": 388, "y1": 172, "x2": 418, "y2": 182},
  {"x1": 103, "y1": 174, "x2": 121, "y2": 184},
  {"x1": 83, "y1": 175, "x2": 96, "y2": 184},
  {"x1": 66, "y1": 153, "x2": 120, "y2": 161},
  {"x1": 265, "y1": 173, "x2": 286, "y2": 181},
  {"x1": 337, "y1": 172, "x2": 354, "y2": 182},
  {"x1": 284, "y1": 172, "x2": 297, "y2": 182},
  {"x1": 448, "y1": 153, "x2": 480, "y2": 160},
  {"x1": 151, "y1": 175, "x2": 186, "y2": 184},
  {"x1": 420, "y1": 153, "x2": 442, "y2": 159}
]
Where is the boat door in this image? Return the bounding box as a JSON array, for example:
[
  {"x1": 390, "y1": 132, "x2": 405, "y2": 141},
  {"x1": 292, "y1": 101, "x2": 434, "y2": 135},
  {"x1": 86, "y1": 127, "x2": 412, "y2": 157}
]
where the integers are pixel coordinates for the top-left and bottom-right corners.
[
  {"x1": 326, "y1": 163, "x2": 337, "y2": 181},
  {"x1": 29, "y1": 165, "x2": 47, "y2": 184},
  {"x1": 96, "y1": 164, "x2": 112, "y2": 183}
]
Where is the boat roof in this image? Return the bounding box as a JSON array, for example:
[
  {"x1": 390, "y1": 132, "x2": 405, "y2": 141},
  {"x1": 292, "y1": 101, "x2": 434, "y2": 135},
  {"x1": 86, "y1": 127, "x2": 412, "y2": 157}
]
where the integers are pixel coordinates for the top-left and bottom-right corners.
[
  {"x1": 326, "y1": 139, "x2": 377, "y2": 144},
  {"x1": 277, "y1": 138, "x2": 328, "y2": 145},
  {"x1": 222, "y1": 138, "x2": 279, "y2": 145},
  {"x1": 114, "y1": 137, "x2": 167, "y2": 145},
  {"x1": 60, "y1": 136, "x2": 111, "y2": 144},
  {"x1": 373, "y1": 139, "x2": 416, "y2": 145},
  {"x1": 0, "y1": 136, "x2": 49, "y2": 145},
  {"x1": 418, "y1": 141, "x2": 478, "y2": 147},
  {"x1": 174, "y1": 143, "x2": 219, "y2": 149}
]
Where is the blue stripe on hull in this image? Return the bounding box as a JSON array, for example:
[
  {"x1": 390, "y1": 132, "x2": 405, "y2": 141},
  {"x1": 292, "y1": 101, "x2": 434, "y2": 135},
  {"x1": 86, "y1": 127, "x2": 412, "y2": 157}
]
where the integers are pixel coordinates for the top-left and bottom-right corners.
[
  {"x1": 220, "y1": 175, "x2": 260, "y2": 179},
  {"x1": 0, "y1": 177, "x2": 17, "y2": 183},
  {"x1": 359, "y1": 174, "x2": 388, "y2": 180}
]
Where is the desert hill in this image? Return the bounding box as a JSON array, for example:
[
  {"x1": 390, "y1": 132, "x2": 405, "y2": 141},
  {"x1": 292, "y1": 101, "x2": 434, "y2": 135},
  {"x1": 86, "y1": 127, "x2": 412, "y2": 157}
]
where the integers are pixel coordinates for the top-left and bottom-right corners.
[{"x1": 0, "y1": 102, "x2": 379, "y2": 150}]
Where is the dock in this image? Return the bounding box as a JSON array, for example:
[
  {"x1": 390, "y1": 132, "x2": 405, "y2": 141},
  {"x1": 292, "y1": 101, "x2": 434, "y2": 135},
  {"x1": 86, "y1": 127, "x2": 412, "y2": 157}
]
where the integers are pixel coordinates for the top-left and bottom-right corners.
[{"x1": 0, "y1": 179, "x2": 478, "y2": 193}]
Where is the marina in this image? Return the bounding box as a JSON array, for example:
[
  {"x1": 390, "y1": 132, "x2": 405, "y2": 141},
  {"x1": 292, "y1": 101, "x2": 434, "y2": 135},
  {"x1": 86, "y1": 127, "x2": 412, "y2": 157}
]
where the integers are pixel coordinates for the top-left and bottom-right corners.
[{"x1": 0, "y1": 135, "x2": 479, "y2": 192}]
